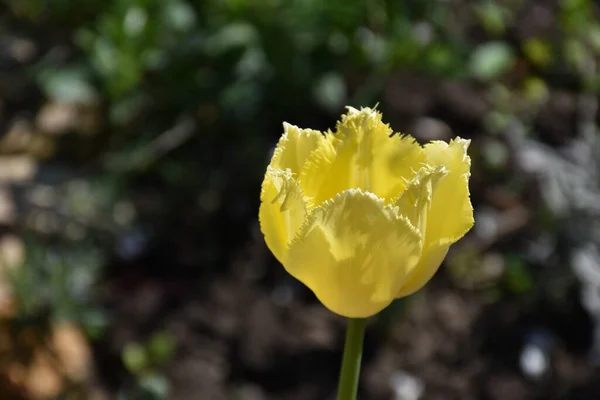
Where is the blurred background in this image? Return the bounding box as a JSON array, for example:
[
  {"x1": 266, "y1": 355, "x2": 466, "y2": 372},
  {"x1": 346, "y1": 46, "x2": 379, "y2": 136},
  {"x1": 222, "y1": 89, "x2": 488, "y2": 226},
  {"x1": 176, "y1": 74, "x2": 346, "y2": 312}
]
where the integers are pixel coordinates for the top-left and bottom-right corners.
[{"x1": 1, "y1": 0, "x2": 600, "y2": 399}]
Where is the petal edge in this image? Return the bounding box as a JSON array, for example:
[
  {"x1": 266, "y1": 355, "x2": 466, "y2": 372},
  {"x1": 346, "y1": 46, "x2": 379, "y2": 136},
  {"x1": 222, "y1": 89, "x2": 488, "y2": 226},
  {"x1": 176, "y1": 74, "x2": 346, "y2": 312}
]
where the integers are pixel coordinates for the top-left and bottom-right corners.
[{"x1": 259, "y1": 167, "x2": 307, "y2": 264}]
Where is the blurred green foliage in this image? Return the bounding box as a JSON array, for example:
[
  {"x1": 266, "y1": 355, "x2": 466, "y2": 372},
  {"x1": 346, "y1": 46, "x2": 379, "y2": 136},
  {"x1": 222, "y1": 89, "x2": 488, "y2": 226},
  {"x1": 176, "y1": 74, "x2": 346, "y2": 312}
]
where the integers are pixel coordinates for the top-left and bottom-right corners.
[
  {"x1": 122, "y1": 332, "x2": 175, "y2": 400},
  {"x1": 11, "y1": 0, "x2": 599, "y2": 135},
  {"x1": 7, "y1": 238, "x2": 108, "y2": 337},
  {"x1": 15, "y1": 0, "x2": 473, "y2": 126}
]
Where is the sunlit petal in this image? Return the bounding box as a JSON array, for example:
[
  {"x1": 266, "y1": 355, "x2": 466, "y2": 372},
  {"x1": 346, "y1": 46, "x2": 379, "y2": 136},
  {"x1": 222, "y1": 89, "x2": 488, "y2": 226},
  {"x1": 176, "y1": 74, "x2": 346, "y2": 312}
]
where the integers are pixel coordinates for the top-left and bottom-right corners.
[
  {"x1": 393, "y1": 165, "x2": 447, "y2": 235},
  {"x1": 396, "y1": 241, "x2": 450, "y2": 297},
  {"x1": 271, "y1": 123, "x2": 325, "y2": 174},
  {"x1": 424, "y1": 138, "x2": 474, "y2": 246},
  {"x1": 259, "y1": 167, "x2": 307, "y2": 264},
  {"x1": 285, "y1": 189, "x2": 422, "y2": 318},
  {"x1": 395, "y1": 138, "x2": 474, "y2": 298},
  {"x1": 299, "y1": 107, "x2": 425, "y2": 206}
]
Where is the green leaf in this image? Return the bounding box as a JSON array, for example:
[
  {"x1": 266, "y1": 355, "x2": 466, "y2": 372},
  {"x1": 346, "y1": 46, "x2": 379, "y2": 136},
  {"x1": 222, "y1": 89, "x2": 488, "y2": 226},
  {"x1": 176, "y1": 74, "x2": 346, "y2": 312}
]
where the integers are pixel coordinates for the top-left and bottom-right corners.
[
  {"x1": 205, "y1": 22, "x2": 258, "y2": 56},
  {"x1": 588, "y1": 24, "x2": 600, "y2": 53},
  {"x1": 523, "y1": 76, "x2": 549, "y2": 103},
  {"x1": 123, "y1": 6, "x2": 148, "y2": 37},
  {"x1": 475, "y1": 1, "x2": 509, "y2": 36},
  {"x1": 563, "y1": 38, "x2": 587, "y2": 69},
  {"x1": 561, "y1": 0, "x2": 589, "y2": 11},
  {"x1": 483, "y1": 139, "x2": 508, "y2": 170},
  {"x1": 123, "y1": 342, "x2": 149, "y2": 374},
  {"x1": 313, "y1": 72, "x2": 346, "y2": 112},
  {"x1": 523, "y1": 38, "x2": 553, "y2": 68},
  {"x1": 139, "y1": 374, "x2": 169, "y2": 398},
  {"x1": 148, "y1": 332, "x2": 175, "y2": 365},
  {"x1": 38, "y1": 67, "x2": 98, "y2": 103},
  {"x1": 469, "y1": 41, "x2": 515, "y2": 81},
  {"x1": 504, "y1": 254, "x2": 533, "y2": 294},
  {"x1": 163, "y1": 0, "x2": 196, "y2": 32}
]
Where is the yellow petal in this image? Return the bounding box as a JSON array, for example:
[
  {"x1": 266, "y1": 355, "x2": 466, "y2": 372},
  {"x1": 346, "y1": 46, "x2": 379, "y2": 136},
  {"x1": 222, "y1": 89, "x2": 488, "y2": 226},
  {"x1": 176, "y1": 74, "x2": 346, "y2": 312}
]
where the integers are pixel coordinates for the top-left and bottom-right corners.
[
  {"x1": 392, "y1": 166, "x2": 447, "y2": 298},
  {"x1": 424, "y1": 138, "x2": 474, "y2": 246},
  {"x1": 396, "y1": 241, "x2": 449, "y2": 297},
  {"x1": 299, "y1": 107, "x2": 425, "y2": 206},
  {"x1": 259, "y1": 167, "x2": 307, "y2": 264},
  {"x1": 284, "y1": 189, "x2": 423, "y2": 318},
  {"x1": 393, "y1": 165, "x2": 447, "y2": 235},
  {"x1": 271, "y1": 123, "x2": 325, "y2": 174},
  {"x1": 395, "y1": 138, "x2": 474, "y2": 298}
]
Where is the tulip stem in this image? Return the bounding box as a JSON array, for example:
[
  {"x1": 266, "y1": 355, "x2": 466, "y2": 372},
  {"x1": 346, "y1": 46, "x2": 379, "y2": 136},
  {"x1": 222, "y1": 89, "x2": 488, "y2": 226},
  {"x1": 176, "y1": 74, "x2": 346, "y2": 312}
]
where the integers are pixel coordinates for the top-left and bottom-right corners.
[{"x1": 336, "y1": 317, "x2": 367, "y2": 400}]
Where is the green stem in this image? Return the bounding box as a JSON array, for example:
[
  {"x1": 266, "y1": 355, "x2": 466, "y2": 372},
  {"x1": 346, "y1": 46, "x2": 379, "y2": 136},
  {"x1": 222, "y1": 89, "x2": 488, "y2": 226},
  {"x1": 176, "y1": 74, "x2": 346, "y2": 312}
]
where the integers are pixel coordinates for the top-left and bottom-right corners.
[{"x1": 336, "y1": 318, "x2": 367, "y2": 400}]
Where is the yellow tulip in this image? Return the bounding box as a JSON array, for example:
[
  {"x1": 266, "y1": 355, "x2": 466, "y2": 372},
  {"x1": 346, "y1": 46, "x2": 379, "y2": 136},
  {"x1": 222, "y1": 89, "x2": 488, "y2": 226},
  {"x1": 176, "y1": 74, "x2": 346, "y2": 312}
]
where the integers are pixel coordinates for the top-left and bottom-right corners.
[{"x1": 259, "y1": 106, "x2": 474, "y2": 318}]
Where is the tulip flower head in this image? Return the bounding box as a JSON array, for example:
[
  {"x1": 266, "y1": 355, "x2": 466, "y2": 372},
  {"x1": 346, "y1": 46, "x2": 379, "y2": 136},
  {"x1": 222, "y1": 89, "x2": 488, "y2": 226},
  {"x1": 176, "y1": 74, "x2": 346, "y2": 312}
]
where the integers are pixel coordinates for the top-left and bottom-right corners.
[{"x1": 259, "y1": 106, "x2": 474, "y2": 318}]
